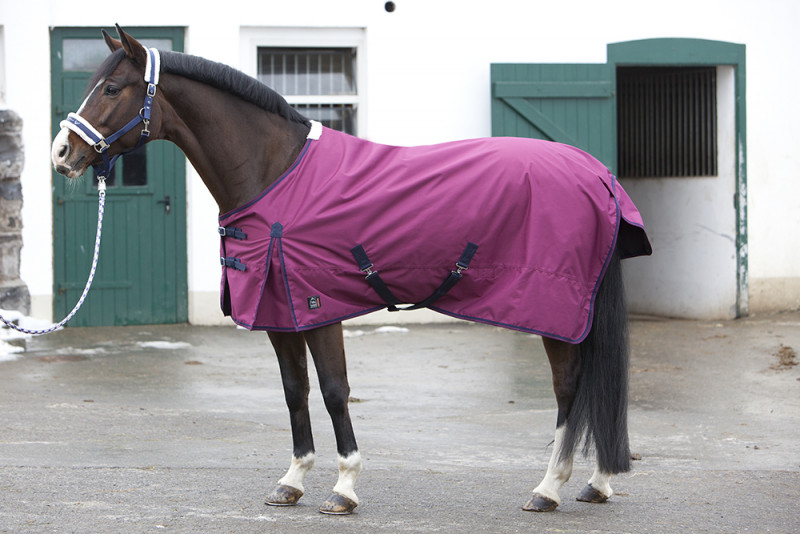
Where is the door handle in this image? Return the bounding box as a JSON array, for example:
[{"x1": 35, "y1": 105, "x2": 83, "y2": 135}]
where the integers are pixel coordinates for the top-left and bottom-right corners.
[{"x1": 158, "y1": 195, "x2": 171, "y2": 215}]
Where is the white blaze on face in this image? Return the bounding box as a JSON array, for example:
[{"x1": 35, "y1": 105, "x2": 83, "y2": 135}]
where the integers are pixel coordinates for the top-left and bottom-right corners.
[
  {"x1": 78, "y1": 80, "x2": 105, "y2": 113},
  {"x1": 51, "y1": 80, "x2": 105, "y2": 174}
]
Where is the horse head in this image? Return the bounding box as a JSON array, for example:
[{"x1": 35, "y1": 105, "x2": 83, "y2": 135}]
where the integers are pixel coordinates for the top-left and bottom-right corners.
[{"x1": 52, "y1": 25, "x2": 161, "y2": 179}]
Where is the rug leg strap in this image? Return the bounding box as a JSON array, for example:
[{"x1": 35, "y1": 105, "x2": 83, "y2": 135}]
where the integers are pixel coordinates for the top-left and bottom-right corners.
[{"x1": 350, "y1": 242, "x2": 478, "y2": 312}]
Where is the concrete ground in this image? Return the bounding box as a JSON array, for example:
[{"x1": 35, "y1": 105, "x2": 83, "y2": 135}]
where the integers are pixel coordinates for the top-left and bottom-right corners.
[{"x1": 1, "y1": 312, "x2": 798, "y2": 533}]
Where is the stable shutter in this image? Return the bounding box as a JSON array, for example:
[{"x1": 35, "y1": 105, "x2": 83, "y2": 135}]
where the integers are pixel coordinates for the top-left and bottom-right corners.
[{"x1": 491, "y1": 63, "x2": 616, "y2": 172}]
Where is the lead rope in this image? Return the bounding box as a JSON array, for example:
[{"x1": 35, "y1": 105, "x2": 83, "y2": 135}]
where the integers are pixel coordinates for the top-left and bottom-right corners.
[{"x1": 0, "y1": 178, "x2": 106, "y2": 335}]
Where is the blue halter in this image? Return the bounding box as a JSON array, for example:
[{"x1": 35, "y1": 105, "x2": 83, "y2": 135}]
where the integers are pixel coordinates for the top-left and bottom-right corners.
[{"x1": 60, "y1": 47, "x2": 160, "y2": 179}]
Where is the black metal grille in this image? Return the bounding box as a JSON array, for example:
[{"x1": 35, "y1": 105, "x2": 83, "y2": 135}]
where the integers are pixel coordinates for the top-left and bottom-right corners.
[{"x1": 617, "y1": 67, "x2": 717, "y2": 178}]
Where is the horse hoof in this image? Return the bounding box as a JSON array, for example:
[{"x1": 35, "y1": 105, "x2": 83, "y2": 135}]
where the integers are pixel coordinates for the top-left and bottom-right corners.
[
  {"x1": 319, "y1": 493, "x2": 358, "y2": 515},
  {"x1": 576, "y1": 484, "x2": 609, "y2": 503},
  {"x1": 265, "y1": 484, "x2": 303, "y2": 506},
  {"x1": 522, "y1": 493, "x2": 559, "y2": 512}
]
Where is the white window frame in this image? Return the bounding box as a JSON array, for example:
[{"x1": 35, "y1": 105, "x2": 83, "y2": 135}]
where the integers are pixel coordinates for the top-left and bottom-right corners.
[{"x1": 240, "y1": 27, "x2": 366, "y2": 137}]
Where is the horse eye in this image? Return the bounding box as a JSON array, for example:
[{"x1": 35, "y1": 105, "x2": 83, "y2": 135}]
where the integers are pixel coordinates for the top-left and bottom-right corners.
[{"x1": 104, "y1": 85, "x2": 121, "y2": 97}]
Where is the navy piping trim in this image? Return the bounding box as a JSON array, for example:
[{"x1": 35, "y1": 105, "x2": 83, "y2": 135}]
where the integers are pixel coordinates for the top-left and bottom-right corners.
[
  {"x1": 276, "y1": 237, "x2": 301, "y2": 330},
  {"x1": 231, "y1": 302, "x2": 593, "y2": 340},
  {"x1": 252, "y1": 230, "x2": 278, "y2": 327},
  {"x1": 426, "y1": 306, "x2": 579, "y2": 343},
  {"x1": 218, "y1": 138, "x2": 314, "y2": 222},
  {"x1": 230, "y1": 306, "x2": 386, "y2": 332},
  {"x1": 620, "y1": 214, "x2": 646, "y2": 233},
  {"x1": 572, "y1": 175, "x2": 623, "y2": 343}
]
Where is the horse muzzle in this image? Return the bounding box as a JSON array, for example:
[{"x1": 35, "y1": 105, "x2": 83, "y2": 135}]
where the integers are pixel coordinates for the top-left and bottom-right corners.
[{"x1": 52, "y1": 127, "x2": 91, "y2": 179}]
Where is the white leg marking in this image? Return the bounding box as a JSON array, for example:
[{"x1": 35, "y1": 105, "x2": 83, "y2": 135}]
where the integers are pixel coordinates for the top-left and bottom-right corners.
[
  {"x1": 587, "y1": 467, "x2": 613, "y2": 499},
  {"x1": 532, "y1": 426, "x2": 574, "y2": 505},
  {"x1": 278, "y1": 452, "x2": 315, "y2": 493},
  {"x1": 332, "y1": 451, "x2": 362, "y2": 504}
]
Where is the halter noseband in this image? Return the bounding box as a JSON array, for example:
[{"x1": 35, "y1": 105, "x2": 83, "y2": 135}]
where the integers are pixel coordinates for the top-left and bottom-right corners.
[{"x1": 60, "y1": 47, "x2": 161, "y2": 179}]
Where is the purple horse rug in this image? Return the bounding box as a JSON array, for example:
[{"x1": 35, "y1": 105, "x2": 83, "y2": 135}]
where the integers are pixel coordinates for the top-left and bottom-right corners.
[{"x1": 218, "y1": 123, "x2": 651, "y2": 342}]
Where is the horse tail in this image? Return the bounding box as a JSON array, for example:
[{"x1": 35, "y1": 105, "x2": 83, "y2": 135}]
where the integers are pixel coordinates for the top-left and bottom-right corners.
[{"x1": 561, "y1": 247, "x2": 631, "y2": 474}]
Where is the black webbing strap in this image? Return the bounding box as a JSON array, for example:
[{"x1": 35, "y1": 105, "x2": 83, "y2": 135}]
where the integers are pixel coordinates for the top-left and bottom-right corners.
[
  {"x1": 407, "y1": 242, "x2": 479, "y2": 310},
  {"x1": 220, "y1": 256, "x2": 246, "y2": 271},
  {"x1": 350, "y1": 242, "x2": 479, "y2": 312},
  {"x1": 350, "y1": 244, "x2": 403, "y2": 310},
  {"x1": 218, "y1": 226, "x2": 247, "y2": 240}
]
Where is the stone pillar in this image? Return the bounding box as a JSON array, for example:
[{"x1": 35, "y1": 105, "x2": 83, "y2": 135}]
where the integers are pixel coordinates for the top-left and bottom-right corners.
[{"x1": 0, "y1": 109, "x2": 30, "y2": 315}]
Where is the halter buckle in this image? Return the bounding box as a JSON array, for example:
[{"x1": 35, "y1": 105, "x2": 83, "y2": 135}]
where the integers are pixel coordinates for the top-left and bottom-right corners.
[{"x1": 93, "y1": 139, "x2": 109, "y2": 153}]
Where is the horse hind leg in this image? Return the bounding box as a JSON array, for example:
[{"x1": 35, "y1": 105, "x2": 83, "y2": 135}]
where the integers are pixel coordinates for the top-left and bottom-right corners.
[
  {"x1": 525, "y1": 249, "x2": 630, "y2": 511},
  {"x1": 577, "y1": 467, "x2": 614, "y2": 503},
  {"x1": 304, "y1": 323, "x2": 362, "y2": 515},
  {"x1": 523, "y1": 337, "x2": 580, "y2": 512},
  {"x1": 574, "y1": 249, "x2": 631, "y2": 504},
  {"x1": 265, "y1": 331, "x2": 316, "y2": 507}
]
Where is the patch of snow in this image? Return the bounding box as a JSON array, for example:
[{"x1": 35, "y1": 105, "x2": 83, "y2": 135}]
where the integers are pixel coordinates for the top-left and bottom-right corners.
[
  {"x1": 1, "y1": 308, "x2": 60, "y2": 333},
  {"x1": 343, "y1": 329, "x2": 367, "y2": 338},
  {"x1": 137, "y1": 341, "x2": 192, "y2": 350},
  {"x1": 373, "y1": 326, "x2": 409, "y2": 334},
  {"x1": 55, "y1": 347, "x2": 108, "y2": 356},
  {"x1": 1, "y1": 308, "x2": 36, "y2": 360},
  {"x1": 343, "y1": 326, "x2": 410, "y2": 338},
  {"x1": 0, "y1": 340, "x2": 24, "y2": 361}
]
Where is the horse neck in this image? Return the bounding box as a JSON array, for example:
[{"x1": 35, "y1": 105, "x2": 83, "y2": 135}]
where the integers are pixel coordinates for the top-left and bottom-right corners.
[{"x1": 157, "y1": 73, "x2": 309, "y2": 214}]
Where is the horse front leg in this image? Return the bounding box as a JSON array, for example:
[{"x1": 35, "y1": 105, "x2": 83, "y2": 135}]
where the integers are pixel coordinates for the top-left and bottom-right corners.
[
  {"x1": 265, "y1": 330, "x2": 316, "y2": 507},
  {"x1": 523, "y1": 336, "x2": 580, "y2": 512},
  {"x1": 304, "y1": 323, "x2": 362, "y2": 515}
]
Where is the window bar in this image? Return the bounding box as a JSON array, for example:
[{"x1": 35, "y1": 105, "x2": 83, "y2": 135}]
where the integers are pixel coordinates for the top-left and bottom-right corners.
[
  {"x1": 317, "y1": 51, "x2": 322, "y2": 96},
  {"x1": 711, "y1": 69, "x2": 717, "y2": 175}
]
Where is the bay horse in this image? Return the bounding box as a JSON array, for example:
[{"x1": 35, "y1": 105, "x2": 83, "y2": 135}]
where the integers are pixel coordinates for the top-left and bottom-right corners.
[{"x1": 51, "y1": 26, "x2": 651, "y2": 515}]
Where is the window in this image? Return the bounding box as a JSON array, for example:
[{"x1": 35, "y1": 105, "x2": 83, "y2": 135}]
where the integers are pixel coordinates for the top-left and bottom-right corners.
[
  {"x1": 62, "y1": 38, "x2": 172, "y2": 72},
  {"x1": 258, "y1": 47, "x2": 358, "y2": 135},
  {"x1": 91, "y1": 147, "x2": 147, "y2": 188},
  {"x1": 617, "y1": 67, "x2": 717, "y2": 178}
]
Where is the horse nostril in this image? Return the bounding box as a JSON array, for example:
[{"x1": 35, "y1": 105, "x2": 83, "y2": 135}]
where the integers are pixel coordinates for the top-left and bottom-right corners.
[{"x1": 58, "y1": 144, "x2": 69, "y2": 159}]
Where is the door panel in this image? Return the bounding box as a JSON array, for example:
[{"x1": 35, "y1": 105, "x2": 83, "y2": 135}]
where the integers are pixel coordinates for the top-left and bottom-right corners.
[
  {"x1": 491, "y1": 63, "x2": 616, "y2": 170},
  {"x1": 51, "y1": 27, "x2": 187, "y2": 326}
]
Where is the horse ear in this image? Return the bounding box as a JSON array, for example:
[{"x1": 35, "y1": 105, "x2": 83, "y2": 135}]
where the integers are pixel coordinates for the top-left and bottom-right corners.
[
  {"x1": 115, "y1": 24, "x2": 147, "y2": 65},
  {"x1": 102, "y1": 29, "x2": 122, "y2": 52}
]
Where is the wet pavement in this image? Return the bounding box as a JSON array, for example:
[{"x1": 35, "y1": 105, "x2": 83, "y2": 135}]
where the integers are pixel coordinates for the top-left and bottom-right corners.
[{"x1": 1, "y1": 313, "x2": 799, "y2": 533}]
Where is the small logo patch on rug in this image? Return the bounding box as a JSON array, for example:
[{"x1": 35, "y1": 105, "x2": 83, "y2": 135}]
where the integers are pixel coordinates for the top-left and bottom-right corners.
[{"x1": 307, "y1": 296, "x2": 322, "y2": 310}]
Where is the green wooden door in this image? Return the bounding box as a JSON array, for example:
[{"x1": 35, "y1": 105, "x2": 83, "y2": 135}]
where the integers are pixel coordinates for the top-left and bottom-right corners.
[
  {"x1": 51, "y1": 27, "x2": 188, "y2": 326},
  {"x1": 490, "y1": 63, "x2": 616, "y2": 171}
]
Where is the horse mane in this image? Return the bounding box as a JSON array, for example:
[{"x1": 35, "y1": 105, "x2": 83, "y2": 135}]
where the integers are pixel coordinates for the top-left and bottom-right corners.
[
  {"x1": 87, "y1": 48, "x2": 309, "y2": 126},
  {"x1": 159, "y1": 50, "x2": 310, "y2": 125}
]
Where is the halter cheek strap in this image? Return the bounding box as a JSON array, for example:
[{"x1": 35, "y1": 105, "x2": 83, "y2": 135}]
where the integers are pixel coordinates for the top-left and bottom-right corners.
[{"x1": 60, "y1": 47, "x2": 161, "y2": 179}]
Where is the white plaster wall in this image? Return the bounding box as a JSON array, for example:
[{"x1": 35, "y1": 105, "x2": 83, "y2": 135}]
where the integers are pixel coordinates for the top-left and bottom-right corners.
[{"x1": 1, "y1": 0, "x2": 797, "y2": 324}]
